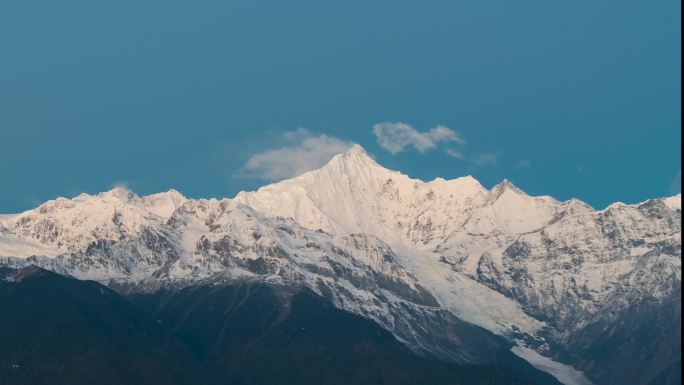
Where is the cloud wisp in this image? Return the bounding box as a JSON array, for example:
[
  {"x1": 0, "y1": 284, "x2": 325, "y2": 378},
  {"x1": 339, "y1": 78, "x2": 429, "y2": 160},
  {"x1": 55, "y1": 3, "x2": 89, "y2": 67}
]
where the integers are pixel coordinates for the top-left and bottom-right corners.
[
  {"x1": 444, "y1": 149, "x2": 464, "y2": 159},
  {"x1": 372, "y1": 122, "x2": 508, "y2": 168},
  {"x1": 472, "y1": 152, "x2": 499, "y2": 166},
  {"x1": 238, "y1": 128, "x2": 354, "y2": 181},
  {"x1": 511, "y1": 159, "x2": 532, "y2": 170},
  {"x1": 372, "y1": 122, "x2": 463, "y2": 155}
]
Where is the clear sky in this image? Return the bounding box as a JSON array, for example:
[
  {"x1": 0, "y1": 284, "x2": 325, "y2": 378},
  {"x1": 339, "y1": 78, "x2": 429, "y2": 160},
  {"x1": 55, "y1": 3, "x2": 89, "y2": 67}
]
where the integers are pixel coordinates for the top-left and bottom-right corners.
[{"x1": 0, "y1": 0, "x2": 680, "y2": 213}]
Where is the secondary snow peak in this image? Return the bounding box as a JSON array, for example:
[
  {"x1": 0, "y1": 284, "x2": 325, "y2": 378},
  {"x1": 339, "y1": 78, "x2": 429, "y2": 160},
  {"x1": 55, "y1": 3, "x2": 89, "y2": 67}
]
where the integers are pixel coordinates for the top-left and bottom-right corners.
[{"x1": 98, "y1": 186, "x2": 138, "y2": 202}]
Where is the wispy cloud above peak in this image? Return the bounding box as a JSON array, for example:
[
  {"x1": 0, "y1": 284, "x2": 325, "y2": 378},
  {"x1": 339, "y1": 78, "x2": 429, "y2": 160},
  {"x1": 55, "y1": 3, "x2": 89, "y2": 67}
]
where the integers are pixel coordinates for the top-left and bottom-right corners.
[
  {"x1": 372, "y1": 122, "x2": 464, "y2": 155},
  {"x1": 511, "y1": 159, "x2": 532, "y2": 170},
  {"x1": 444, "y1": 149, "x2": 464, "y2": 159},
  {"x1": 238, "y1": 129, "x2": 354, "y2": 181},
  {"x1": 472, "y1": 152, "x2": 499, "y2": 166}
]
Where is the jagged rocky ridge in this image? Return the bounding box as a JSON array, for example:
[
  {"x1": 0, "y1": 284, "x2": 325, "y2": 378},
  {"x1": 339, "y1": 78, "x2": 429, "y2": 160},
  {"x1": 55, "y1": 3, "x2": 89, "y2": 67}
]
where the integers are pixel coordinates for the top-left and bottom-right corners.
[{"x1": 0, "y1": 145, "x2": 680, "y2": 385}]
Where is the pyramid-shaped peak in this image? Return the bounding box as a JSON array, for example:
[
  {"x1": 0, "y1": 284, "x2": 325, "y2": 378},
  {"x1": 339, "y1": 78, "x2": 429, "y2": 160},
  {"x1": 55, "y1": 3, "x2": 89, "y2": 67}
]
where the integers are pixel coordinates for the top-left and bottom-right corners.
[
  {"x1": 167, "y1": 188, "x2": 184, "y2": 196},
  {"x1": 98, "y1": 186, "x2": 138, "y2": 202},
  {"x1": 346, "y1": 143, "x2": 368, "y2": 154},
  {"x1": 73, "y1": 192, "x2": 93, "y2": 201},
  {"x1": 429, "y1": 175, "x2": 487, "y2": 193},
  {"x1": 486, "y1": 179, "x2": 528, "y2": 202},
  {"x1": 336, "y1": 144, "x2": 375, "y2": 161},
  {"x1": 140, "y1": 189, "x2": 188, "y2": 219},
  {"x1": 494, "y1": 179, "x2": 524, "y2": 193},
  {"x1": 324, "y1": 144, "x2": 383, "y2": 170},
  {"x1": 148, "y1": 189, "x2": 186, "y2": 201},
  {"x1": 562, "y1": 198, "x2": 595, "y2": 213},
  {"x1": 453, "y1": 175, "x2": 484, "y2": 186},
  {"x1": 662, "y1": 193, "x2": 681, "y2": 211}
]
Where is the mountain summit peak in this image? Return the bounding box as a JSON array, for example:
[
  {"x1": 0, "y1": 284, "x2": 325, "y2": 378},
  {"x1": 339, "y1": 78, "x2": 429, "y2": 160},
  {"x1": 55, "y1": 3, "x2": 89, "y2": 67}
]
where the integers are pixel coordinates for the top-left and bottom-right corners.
[
  {"x1": 346, "y1": 143, "x2": 368, "y2": 154},
  {"x1": 488, "y1": 179, "x2": 526, "y2": 199},
  {"x1": 332, "y1": 144, "x2": 375, "y2": 163},
  {"x1": 98, "y1": 186, "x2": 137, "y2": 202},
  {"x1": 321, "y1": 144, "x2": 385, "y2": 174}
]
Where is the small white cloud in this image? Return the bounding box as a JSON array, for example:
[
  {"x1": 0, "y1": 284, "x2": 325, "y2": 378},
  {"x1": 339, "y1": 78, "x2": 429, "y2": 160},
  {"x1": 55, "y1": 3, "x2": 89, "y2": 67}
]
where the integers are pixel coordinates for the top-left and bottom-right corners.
[
  {"x1": 372, "y1": 122, "x2": 463, "y2": 154},
  {"x1": 473, "y1": 152, "x2": 499, "y2": 166},
  {"x1": 429, "y1": 125, "x2": 462, "y2": 143},
  {"x1": 511, "y1": 160, "x2": 532, "y2": 170},
  {"x1": 445, "y1": 149, "x2": 464, "y2": 159},
  {"x1": 239, "y1": 129, "x2": 354, "y2": 181},
  {"x1": 281, "y1": 127, "x2": 311, "y2": 141}
]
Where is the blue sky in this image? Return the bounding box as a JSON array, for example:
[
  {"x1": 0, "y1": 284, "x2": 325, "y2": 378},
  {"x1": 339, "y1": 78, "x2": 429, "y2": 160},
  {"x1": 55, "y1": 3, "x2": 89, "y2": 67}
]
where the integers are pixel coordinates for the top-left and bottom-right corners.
[{"x1": 0, "y1": 0, "x2": 680, "y2": 212}]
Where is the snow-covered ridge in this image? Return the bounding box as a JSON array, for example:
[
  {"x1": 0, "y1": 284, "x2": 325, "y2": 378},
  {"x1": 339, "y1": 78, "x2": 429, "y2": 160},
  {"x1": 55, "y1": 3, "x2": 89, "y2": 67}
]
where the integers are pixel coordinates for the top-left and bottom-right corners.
[
  {"x1": 0, "y1": 188, "x2": 186, "y2": 256},
  {"x1": 0, "y1": 146, "x2": 680, "y2": 385},
  {"x1": 232, "y1": 146, "x2": 681, "y2": 328}
]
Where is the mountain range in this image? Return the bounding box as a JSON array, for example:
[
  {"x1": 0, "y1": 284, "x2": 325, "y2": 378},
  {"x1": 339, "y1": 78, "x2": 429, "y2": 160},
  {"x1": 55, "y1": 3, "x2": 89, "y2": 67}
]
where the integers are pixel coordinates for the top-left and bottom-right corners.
[{"x1": 1, "y1": 145, "x2": 680, "y2": 385}]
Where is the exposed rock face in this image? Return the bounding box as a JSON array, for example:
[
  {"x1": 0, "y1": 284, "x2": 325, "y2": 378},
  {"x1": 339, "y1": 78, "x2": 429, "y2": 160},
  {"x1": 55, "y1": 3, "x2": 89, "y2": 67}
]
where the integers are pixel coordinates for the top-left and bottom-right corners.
[{"x1": 0, "y1": 146, "x2": 680, "y2": 385}]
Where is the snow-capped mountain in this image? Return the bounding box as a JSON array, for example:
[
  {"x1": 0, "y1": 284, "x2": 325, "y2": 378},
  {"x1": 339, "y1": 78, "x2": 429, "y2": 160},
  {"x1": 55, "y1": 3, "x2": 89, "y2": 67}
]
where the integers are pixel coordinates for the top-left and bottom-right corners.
[
  {"x1": 0, "y1": 145, "x2": 680, "y2": 385},
  {"x1": 236, "y1": 145, "x2": 681, "y2": 341}
]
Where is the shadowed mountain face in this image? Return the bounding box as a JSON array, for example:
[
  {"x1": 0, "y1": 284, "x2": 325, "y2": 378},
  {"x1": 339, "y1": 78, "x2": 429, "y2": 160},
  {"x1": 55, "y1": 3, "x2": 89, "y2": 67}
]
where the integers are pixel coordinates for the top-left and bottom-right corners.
[
  {"x1": 0, "y1": 267, "x2": 212, "y2": 385},
  {"x1": 0, "y1": 267, "x2": 559, "y2": 385},
  {"x1": 129, "y1": 282, "x2": 561, "y2": 385},
  {"x1": 557, "y1": 291, "x2": 682, "y2": 385}
]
